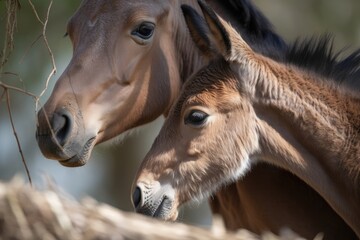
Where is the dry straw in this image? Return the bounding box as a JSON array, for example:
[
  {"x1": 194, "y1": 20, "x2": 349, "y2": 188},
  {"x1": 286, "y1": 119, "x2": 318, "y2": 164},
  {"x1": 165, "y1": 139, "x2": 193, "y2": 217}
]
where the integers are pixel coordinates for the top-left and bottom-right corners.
[{"x1": 0, "y1": 177, "x2": 308, "y2": 240}]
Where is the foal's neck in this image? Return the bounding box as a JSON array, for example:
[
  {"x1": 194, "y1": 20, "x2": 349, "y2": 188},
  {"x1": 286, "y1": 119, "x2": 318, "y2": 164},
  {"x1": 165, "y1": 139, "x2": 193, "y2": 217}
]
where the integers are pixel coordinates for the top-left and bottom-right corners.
[{"x1": 250, "y1": 56, "x2": 360, "y2": 235}]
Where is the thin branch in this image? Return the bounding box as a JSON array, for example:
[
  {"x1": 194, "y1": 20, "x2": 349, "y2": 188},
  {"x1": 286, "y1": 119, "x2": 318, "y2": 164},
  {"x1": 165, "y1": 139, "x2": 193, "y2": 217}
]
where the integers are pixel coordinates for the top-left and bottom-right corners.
[
  {"x1": 26, "y1": 0, "x2": 44, "y2": 25},
  {"x1": 27, "y1": 0, "x2": 56, "y2": 111},
  {"x1": 2, "y1": 72, "x2": 26, "y2": 93},
  {"x1": 0, "y1": 0, "x2": 57, "y2": 187},
  {"x1": 0, "y1": 81, "x2": 38, "y2": 100},
  {"x1": 0, "y1": 0, "x2": 20, "y2": 71},
  {"x1": 19, "y1": 34, "x2": 42, "y2": 65},
  {"x1": 0, "y1": 88, "x2": 6, "y2": 102},
  {"x1": 5, "y1": 90, "x2": 33, "y2": 186}
]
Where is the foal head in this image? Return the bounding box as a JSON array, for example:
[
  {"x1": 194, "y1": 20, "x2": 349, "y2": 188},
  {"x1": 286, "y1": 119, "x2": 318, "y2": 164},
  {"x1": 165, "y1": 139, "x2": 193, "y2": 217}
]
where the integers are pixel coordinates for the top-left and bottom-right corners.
[{"x1": 132, "y1": 2, "x2": 261, "y2": 220}]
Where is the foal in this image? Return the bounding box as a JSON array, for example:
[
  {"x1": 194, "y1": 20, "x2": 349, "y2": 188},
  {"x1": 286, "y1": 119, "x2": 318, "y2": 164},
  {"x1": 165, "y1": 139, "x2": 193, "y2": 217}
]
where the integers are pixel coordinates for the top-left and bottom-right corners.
[{"x1": 132, "y1": 3, "x2": 360, "y2": 239}]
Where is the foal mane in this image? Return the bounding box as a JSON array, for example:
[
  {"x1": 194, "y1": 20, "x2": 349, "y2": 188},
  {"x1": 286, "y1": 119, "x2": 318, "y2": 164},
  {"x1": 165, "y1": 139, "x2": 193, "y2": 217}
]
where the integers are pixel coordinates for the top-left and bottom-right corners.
[
  {"x1": 286, "y1": 35, "x2": 360, "y2": 88},
  {"x1": 219, "y1": 0, "x2": 360, "y2": 89}
]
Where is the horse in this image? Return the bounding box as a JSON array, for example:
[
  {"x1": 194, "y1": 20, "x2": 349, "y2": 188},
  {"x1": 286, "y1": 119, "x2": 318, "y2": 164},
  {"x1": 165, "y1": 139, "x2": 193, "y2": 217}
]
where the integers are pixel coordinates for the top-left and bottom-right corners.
[
  {"x1": 132, "y1": 2, "x2": 360, "y2": 239},
  {"x1": 35, "y1": 0, "x2": 355, "y2": 238}
]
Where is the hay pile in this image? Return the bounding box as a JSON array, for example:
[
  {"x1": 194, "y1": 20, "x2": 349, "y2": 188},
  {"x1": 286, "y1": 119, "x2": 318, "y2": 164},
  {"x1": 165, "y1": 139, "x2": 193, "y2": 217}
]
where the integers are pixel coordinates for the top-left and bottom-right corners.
[{"x1": 0, "y1": 178, "x2": 305, "y2": 240}]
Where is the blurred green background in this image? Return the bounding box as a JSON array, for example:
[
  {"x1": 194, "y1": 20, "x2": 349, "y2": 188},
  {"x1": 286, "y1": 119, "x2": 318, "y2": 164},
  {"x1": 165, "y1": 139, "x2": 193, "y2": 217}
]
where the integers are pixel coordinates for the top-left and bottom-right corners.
[{"x1": 1, "y1": 0, "x2": 360, "y2": 228}]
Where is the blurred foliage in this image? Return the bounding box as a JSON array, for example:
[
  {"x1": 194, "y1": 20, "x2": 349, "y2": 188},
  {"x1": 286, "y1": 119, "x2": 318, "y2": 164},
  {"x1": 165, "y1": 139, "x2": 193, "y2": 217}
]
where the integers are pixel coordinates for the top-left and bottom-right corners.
[
  {"x1": 0, "y1": 0, "x2": 359, "y2": 228},
  {"x1": 257, "y1": 0, "x2": 360, "y2": 53}
]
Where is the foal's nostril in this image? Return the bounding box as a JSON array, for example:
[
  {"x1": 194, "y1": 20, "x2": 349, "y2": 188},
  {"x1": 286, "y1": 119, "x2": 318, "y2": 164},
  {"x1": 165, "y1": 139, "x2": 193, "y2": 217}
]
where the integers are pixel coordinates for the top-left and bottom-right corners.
[
  {"x1": 132, "y1": 186, "x2": 142, "y2": 209},
  {"x1": 51, "y1": 109, "x2": 73, "y2": 146}
]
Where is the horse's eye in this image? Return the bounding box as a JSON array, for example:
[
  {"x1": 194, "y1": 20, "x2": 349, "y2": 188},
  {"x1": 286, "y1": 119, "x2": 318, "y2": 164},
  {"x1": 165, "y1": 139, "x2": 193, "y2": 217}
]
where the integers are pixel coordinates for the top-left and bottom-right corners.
[
  {"x1": 131, "y1": 22, "x2": 155, "y2": 41},
  {"x1": 184, "y1": 110, "x2": 209, "y2": 128}
]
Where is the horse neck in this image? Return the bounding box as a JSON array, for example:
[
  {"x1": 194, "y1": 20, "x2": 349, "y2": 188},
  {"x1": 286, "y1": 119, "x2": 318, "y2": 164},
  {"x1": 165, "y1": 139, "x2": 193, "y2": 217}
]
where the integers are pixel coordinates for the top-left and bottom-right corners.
[{"x1": 248, "y1": 56, "x2": 360, "y2": 235}]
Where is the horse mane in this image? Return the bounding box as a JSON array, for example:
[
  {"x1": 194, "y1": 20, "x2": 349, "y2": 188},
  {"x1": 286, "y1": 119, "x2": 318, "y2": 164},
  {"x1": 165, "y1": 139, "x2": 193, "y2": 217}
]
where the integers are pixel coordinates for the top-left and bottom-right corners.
[
  {"x1": 225, "y1": 0, "x2": 273, "y2": 36},
  {"x1": 217, "y1": 0, "x2": 360, "y2": 88},
  {"x1": 219, "y1": 0, "x2": 287, "y2": 60},
  {"x1": 286, "y1": 35, "x2": 360, "y2": 88}
]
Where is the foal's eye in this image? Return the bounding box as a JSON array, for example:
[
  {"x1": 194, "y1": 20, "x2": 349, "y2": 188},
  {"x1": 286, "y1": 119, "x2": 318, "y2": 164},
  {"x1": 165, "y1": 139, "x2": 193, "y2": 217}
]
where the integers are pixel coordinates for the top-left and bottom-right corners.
[
  {"x1": 184, "y1": 110, "x2": 209, "y2": 128},
  {"x1": 131, "y1": 22, "x2": 155, "y2": 43}
]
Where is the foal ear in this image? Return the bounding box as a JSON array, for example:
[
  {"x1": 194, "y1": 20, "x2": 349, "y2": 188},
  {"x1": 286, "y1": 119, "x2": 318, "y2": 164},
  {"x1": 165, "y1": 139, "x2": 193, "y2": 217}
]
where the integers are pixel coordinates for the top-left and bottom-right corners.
[
  {"x1": 197, "y1": 0, "x2": 233, "y2": 56},
  {"x1": 181, "y1": 2, "x2": 231, "y2": 59}
]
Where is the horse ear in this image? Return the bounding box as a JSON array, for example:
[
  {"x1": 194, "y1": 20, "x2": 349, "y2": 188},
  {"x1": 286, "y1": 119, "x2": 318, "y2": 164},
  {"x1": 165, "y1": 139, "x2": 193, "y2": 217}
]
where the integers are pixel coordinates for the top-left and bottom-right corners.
[
  {"x1": 182, "y1": 1, "x2": 233, "y2": 58},
  {"x1": 196, "y1": 0, "x2": 232, "y2": 57},
  {"x1": 182, "y1": 1, "x2": 252, "y2": 61},
  {"x1": 181, "y1": 4, "x2": 217, "y2": 58}
]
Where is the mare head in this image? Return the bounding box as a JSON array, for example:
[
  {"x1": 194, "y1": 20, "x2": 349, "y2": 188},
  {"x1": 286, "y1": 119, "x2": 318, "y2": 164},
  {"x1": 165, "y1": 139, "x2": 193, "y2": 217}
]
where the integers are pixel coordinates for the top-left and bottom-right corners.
[
  {"x1": 36, "y1": 0, "x2": 287, "y2": 167},
  {"x1": 132, "y1": 2, "x2": 261, "y2": 220},
  {"x1": 36, "y1": 0, "x2": 188, "y2": 166}
]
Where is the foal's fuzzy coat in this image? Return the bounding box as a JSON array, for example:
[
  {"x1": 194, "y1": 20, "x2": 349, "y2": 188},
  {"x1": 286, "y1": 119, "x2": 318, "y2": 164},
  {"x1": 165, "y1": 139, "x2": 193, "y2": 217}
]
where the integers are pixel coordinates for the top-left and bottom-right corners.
[{"x1": 133, "y1": 2, "x2": 360, "y2": 239}]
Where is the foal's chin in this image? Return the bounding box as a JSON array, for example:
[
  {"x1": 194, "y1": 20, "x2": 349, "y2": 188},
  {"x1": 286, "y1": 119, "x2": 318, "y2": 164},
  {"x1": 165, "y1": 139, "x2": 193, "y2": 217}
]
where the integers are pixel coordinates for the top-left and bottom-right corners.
[
  {"x1": 166, "y1": 210, "x2": 179, "y2": 221},
  {"x1": 147, "y1": 207, "x2": 178, "y2": 221}
]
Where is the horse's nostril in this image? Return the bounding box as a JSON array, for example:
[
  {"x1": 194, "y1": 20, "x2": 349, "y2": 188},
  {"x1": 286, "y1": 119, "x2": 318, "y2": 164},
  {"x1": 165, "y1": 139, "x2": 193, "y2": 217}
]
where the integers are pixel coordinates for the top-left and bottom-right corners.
[
  {"x1": 52, "y1": 109, "x2": 73, "y2": 146},
  {"x1": 132, "y1": 186, "x2": 142, "y2": 209}
]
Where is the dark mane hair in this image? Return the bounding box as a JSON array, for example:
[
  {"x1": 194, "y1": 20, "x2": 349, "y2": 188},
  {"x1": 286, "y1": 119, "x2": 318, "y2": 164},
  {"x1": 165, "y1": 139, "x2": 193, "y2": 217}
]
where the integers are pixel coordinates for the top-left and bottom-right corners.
[
  {"x1": 219, "y1": 0, "x2": 287, "y2": 60},
  {"x1": 219, "y1": 0, "x2": 360, "y2": 89},
  {"x1": 286, "y1": 35, "x2": 360, "y2": 88}
]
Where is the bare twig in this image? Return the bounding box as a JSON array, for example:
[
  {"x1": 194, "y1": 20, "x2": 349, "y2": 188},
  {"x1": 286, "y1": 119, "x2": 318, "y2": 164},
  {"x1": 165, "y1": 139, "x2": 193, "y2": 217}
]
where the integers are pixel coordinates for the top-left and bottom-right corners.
[
  {"x1": 0, "y1": 82, "x2": 38, "y2": 100},
  {"x1": 5, "y1": 90, "x2": 33, "y2": 186},
  {"x1": 27, "y1": 0, "x2": 56, "y2": 110},
  {"x1": 0, "y1": 72, "x2": 38, "y2": 100},
  {"x1": 19, "y1": 34, "x2": 42, "y2": 64},
  {"x1": 0, "y1": 0, "x2": 58, "y2": 184},
  {"x1": 0, "y1": 0, "x2": 20, "y2": 71},
  {"x1": 0, "y1": 0, "x2": 33, "y2": 186},
  {"x1": 1, "y1": 71, "x2": 26, "y2": 89},
  {"x1": 0, "y1": 88, "x2": 6, "y2": 101},
  {"x1": 26, "y1": 0, "x2": 45, "y2": 25}
]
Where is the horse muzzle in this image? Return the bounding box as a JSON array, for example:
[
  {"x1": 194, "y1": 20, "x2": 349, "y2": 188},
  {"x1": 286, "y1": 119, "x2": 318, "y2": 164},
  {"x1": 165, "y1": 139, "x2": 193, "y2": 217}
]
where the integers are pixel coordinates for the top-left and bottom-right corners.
[
  {"x1": 36, "y1": 107, "x2": 95, "y2": 167},
  {"x1": 132, "y1": 181, "x2": 178, "y2": 220}
]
